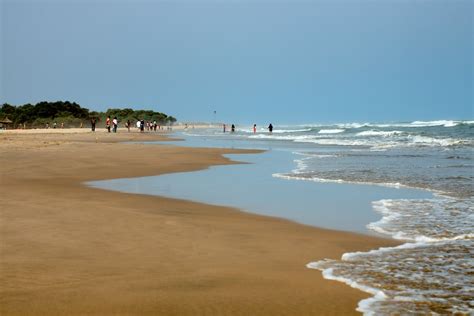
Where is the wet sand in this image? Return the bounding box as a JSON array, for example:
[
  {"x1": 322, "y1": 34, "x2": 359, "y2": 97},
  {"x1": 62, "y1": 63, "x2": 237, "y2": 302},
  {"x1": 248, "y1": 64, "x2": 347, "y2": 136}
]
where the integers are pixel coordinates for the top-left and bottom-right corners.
[{"x1": 0, "y1": 129, "x2": 399, "y2": 315}]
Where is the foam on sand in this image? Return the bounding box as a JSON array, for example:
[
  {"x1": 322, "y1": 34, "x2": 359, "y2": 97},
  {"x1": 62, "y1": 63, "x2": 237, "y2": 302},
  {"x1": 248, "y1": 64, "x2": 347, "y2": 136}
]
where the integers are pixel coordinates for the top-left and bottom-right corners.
[{"x1": 307, "y1": 195, "x2": 474, "y2": 315}]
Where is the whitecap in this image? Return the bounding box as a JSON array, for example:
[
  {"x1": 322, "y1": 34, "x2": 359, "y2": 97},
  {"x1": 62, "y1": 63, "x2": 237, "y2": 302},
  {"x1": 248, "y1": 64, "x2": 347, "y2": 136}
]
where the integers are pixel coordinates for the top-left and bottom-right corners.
[
  {"x1": 356, "y1": 130, "x2": 404, "y2": 137},
  {"x1": 271, "y1": 128, "x2": 313, "y2": 134},
  {"x1": 336, "y1": 122, "x2": 370, "y2": 129},
  {"x1": 318, "y1": 129, "x2": 345, "y2": 134},
  {"x1": 407, "y1": 135, "x2": 468, "y2": 147},
  {"x1": 410, "y1": 120, "x2": 460, "y2": 127}
]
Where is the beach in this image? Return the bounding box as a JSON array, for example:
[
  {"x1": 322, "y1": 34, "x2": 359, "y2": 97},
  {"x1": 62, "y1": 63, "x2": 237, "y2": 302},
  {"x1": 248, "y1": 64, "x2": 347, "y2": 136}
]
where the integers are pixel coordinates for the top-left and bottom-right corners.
[{"x1": 0, "y1": 129, "x2": 400, "y2": 315}]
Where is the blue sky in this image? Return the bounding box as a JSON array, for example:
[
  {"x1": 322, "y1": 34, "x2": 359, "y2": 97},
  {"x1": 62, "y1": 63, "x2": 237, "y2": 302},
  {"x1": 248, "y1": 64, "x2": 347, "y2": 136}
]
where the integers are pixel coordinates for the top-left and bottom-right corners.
[{"x1": 1, "y1": 0, "x2": 472, "y2": 124}]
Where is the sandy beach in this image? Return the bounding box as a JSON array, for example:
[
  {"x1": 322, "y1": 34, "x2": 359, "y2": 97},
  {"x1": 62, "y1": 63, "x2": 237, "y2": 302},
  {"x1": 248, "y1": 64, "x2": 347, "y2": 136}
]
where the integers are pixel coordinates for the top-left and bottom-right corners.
[{"x1": 0, "y1": 129, "x2": 399, "y2": 315}]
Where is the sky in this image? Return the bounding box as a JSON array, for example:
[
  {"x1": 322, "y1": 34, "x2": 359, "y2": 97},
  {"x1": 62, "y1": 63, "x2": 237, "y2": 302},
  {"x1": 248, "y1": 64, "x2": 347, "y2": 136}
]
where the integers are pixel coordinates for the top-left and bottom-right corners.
[{"x1": 1, "y1": 0, "x2": 472, "y2": 124}]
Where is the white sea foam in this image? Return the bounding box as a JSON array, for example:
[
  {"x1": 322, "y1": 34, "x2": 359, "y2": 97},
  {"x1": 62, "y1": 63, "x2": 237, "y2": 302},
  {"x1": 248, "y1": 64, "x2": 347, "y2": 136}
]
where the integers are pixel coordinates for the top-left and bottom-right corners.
[
  {"x1": 272, "y1": 172, "x2": 409, "y2": 189},
  {"x1": 307, "y1": 195, "x2": 474, "y2": 315},
  {"x1": 301, "y1": 154, "x2": 339, "y2": 159},
  {"x1": 369, "y1": 120, "x2": 459, "y2": 128},
  {"x1": 335, "y1": 122, "x2": 370, "y2": 129},
  {"x1": 330, "y1": 120, "x2": 473, "y2": 129},
  {"x1": 247, "y1": 130, "x2": 471, "y2": 149},
  {"x1": 271, "y1": 128, "x2": 313, "y2": 134},
  {"x1": 294, "y1": 138, "x2": 377, "y2": 147},
  {"x1": 369, "y1": 198, "x2": 474, "y2": 242},
  {"x1": 356, "y1": 130, "x2": 404, "y2": 137},
  {"x1": 306, "y1": 264, "x2": 387, "y2": 315},
  {"x1": 318, "y1": 129, "x2": 345, "y2": 134},
  {"x1": 410, "y1": 120, "x2": 461, "y2": 127},
  {"x1": 248, "y1": 134, "x2": 320, "y2": 142},
  {"x1": 309, "y1": 239, "x2": 474, "y2": 314},
  {"x1": 408, "y1": 135, "x2": 468, "y2": 147}
]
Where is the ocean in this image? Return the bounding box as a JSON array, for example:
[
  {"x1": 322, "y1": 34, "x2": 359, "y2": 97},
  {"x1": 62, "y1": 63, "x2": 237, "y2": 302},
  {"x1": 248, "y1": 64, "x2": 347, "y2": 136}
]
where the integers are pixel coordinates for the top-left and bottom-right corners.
[{"x1": 91, "y1": 119, "x2": 473, "y2": 314}]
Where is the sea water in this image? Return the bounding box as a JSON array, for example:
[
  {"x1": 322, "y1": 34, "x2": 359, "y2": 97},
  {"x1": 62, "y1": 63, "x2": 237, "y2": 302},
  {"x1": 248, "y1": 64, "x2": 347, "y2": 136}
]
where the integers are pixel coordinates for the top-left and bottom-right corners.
[
  {"x1": 91, "y1": 120, "x2": 473, "y2": 314},
  {"x1": 182, "y1": 120, "x2": 474, "y2": 314},
  {"x1": 90, "y1": 149, "x2": 432, "y2": 235}
]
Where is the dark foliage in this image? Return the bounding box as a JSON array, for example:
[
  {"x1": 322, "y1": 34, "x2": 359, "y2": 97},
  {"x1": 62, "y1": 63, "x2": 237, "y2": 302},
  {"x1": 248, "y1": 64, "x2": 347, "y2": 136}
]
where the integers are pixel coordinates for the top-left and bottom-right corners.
[{"x1": 0, "y1": 101, "x2": 176, "y2": 128}]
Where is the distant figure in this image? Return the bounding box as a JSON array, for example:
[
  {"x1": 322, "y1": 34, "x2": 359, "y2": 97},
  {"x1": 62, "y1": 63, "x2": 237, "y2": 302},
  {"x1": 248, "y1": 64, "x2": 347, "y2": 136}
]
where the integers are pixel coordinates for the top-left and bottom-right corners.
[
  {"x1": 46, "y1": 122, "x2": 50, "y2": 129},
  {"x1": 126, "y1": 119, "x2": 131, "y2": 132},
  {"x1": 136, "y1": 120, "x2": 140, "y2": 130},
  {"x1": 80, "y1": 122, "x2": 83, "y2": 128},
  {"x1": 90, "y1": 118, "x2": 96, "y2": 132},
  {"x1": 185, "y1": 123, "x2": 188, "y2": 129},
  {"x1": 231, "y1": 124, "x2": 236, "y2": 132},
  {"x1": 106, "y1": 116, "x2": 111, "y2": 133},
  {"x1": 223, "y1": 124, "x2": 226, "y2": 133},
  {"x1": 140, "y1": 119, "x2": 145, "y2": 132},
  {"x1": 153, "y1": 120, "x2": 157, "y2": 131},
  {"x1": 60, "y1": 122, "x2": 64, "y2": 129},
  {"x1": 253, "y1": 124, "x2": 257, "y2": 133},
  {"x1": 268, "y1": 123, "x2": 273, "y2": 133},
  {"x1": 53, "y1": 122, "x2": 57, "y2": 129},
  {"x1": 112, "y1": 117, "x2": 118, "y2": 133}
]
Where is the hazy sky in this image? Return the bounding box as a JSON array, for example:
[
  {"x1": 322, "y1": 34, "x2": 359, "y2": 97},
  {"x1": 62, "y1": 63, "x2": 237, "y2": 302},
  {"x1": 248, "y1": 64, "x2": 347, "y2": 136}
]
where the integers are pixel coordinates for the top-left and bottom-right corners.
[{"x1": 1, "y1": 0, "x2": 472, "y2": 124}]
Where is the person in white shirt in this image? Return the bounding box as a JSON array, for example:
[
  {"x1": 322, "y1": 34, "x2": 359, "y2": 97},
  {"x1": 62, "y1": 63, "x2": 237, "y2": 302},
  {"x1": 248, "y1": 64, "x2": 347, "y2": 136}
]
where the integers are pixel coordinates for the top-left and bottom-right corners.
[{"x1": 112, "y1": 117, "x2": 118, "y2": 133}]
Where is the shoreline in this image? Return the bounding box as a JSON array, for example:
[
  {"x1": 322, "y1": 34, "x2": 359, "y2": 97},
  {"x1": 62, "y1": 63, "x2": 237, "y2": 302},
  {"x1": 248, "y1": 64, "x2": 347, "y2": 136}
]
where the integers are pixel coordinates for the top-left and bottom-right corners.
[{"x1": 0, "y1": 130, "x2": 399, "y2": 315}]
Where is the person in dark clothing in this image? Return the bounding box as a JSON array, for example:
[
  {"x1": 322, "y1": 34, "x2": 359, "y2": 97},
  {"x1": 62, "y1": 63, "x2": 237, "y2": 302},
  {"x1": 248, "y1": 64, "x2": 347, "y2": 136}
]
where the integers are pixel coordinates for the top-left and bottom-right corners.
[
  {"x1": 140, "y1": 119, "x2": 145, "y2": 132},
  {"x1": 91, "y1": 118, "x2": 96, "y2": 132},
  {"x1": 231, "y1": 124, "x2": 235, "y2": 132},
  {"x1": 268, "y1": 123, "x2": 273, "y2": 133}
]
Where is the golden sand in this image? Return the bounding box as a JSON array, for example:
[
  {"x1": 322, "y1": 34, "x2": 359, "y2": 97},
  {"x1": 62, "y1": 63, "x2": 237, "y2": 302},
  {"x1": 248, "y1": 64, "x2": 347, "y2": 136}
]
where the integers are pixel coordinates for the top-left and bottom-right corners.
[{"x1": 0, "y1": 130, "x2": 398, "y2": 315}]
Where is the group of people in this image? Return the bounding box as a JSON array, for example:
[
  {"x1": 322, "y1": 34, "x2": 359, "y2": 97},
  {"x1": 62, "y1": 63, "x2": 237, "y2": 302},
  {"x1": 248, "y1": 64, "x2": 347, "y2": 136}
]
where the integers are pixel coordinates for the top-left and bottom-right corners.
[
  {"x1": 89, "y1": 117, "x2": 166, "y2": 133},
  {"x1": 135, "y1": 120, "x2": 165, "y2": 132},
  {"x1": 89, "y1": 117, "x2": 275, "y2": 134},
  {"x1": 44, "y1": 122, "x2": 64, "y2": 129},
  {"x1": 223, "y1": 123, "x2": 273, "y2": 133},
  {"x1": 104, "y1": 116, "x2": 119, "y2": 133}
]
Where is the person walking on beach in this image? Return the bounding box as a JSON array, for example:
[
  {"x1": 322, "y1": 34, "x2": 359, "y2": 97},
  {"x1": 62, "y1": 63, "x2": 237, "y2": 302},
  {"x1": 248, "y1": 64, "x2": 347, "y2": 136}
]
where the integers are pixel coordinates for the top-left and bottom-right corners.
[
  {"x1": 268, "y1": 123, "x2": 273, "y2": 133},
  {"x1": 223, "y1": 124, "x2": 226, "y2": 133},
  {"x1": 140, "y1": 119, "x2": 145, "y2": 132},
  {"x1": 253, "y1": 124, "x2": 257, "y2": 133},
  {"x1": 136, "y1": 120, "x2": 140, "y2": 130},
  {"x1": 231, "y1": 124, "x2": 235, "y2": 132},
  {"x1": 112, "y1": 117, "x2": 118, "y2": 133},
  {"x1": 90, "y1": 118, "x2": 96, "y2": 132},
  {"x1": 106, "y1": 116, "x2": 111, "y2": 133}
]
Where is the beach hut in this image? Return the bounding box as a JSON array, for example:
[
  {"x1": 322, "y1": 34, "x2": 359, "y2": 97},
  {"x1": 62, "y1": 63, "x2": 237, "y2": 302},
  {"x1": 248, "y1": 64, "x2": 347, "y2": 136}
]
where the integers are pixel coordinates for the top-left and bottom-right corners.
[{"x1": 0, "y1": 117, "x2": 13, "y2": 130}]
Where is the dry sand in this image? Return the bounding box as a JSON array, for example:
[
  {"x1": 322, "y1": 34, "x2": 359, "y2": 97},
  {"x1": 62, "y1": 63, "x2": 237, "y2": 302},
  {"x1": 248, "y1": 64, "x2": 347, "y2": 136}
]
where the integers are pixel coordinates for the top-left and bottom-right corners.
[{"x1": 0, "y1": 129, "x2": 398, "y2": 315}]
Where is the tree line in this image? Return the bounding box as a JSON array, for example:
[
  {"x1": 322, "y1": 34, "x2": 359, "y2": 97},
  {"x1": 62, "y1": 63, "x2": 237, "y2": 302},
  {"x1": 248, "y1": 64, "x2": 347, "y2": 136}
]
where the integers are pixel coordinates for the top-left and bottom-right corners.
[{"x1": 0, "y1": 101, "x2": 177, "y2": 128}]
